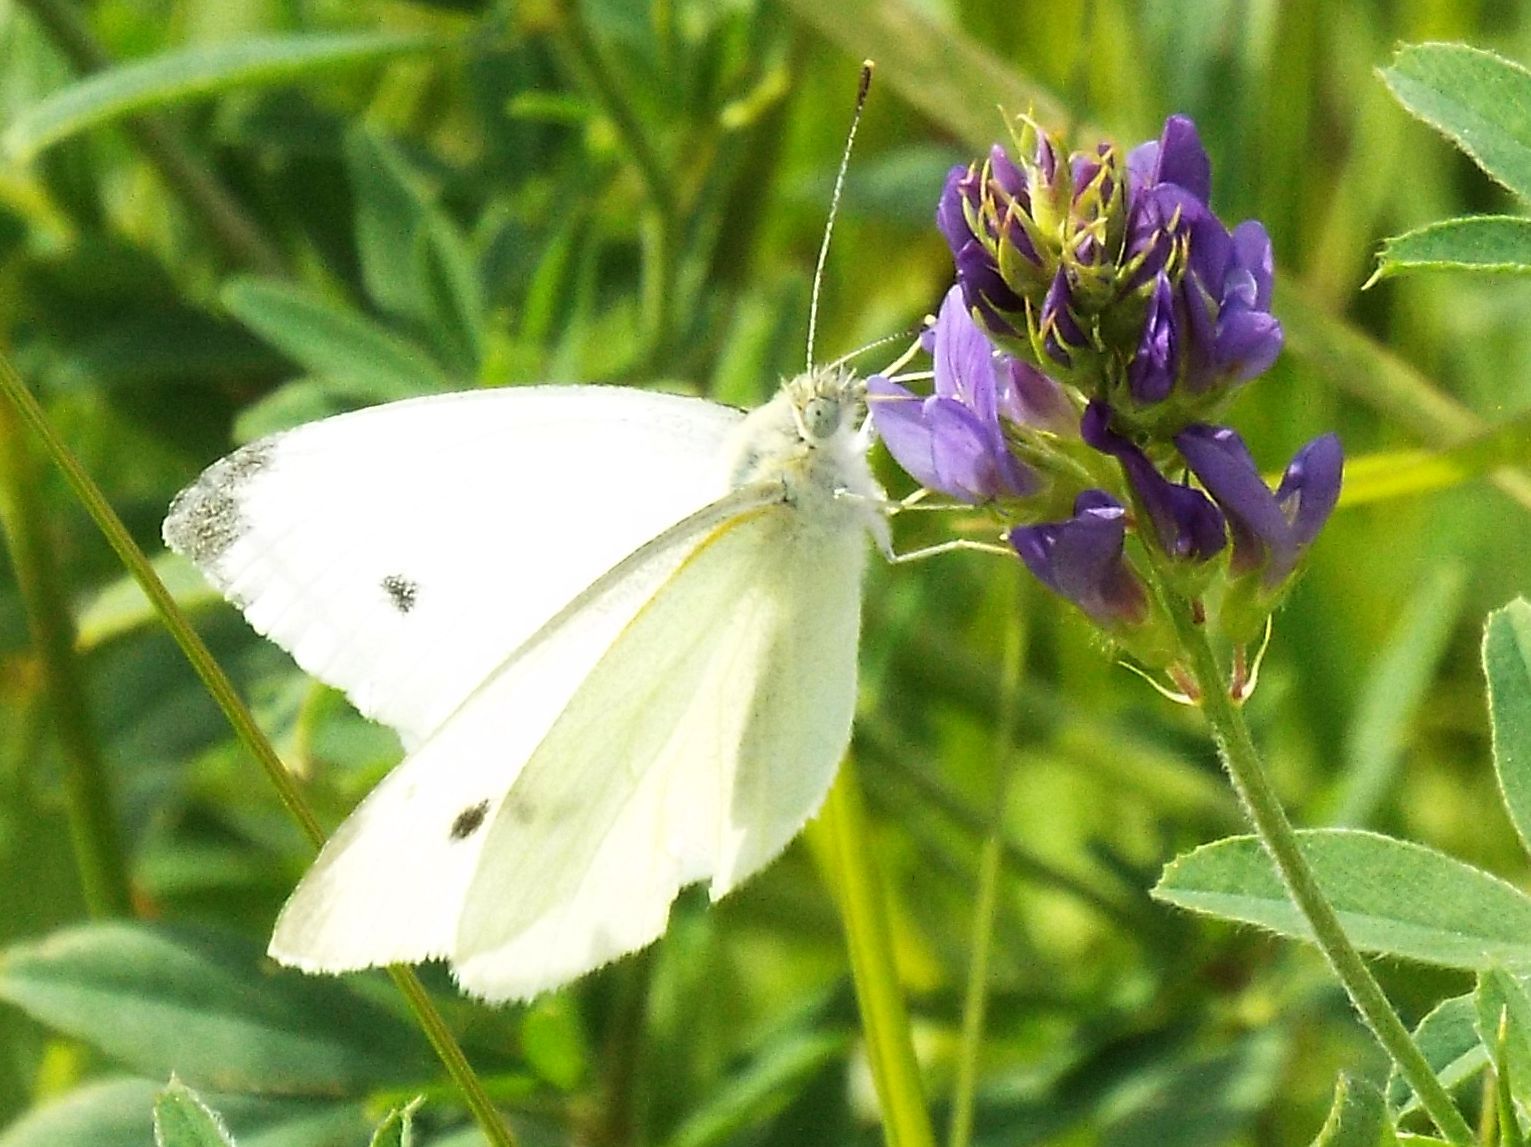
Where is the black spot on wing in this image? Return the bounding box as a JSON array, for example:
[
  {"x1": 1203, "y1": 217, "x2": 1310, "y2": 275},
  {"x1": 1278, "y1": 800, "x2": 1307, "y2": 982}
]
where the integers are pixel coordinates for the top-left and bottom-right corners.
[
  {"x1": 450, "y1": 800, "x2": 491, "y2": 841},
  {"x1": 162, "y1": 438, "x2": 280, "y2": 566},
  {"x1": 382, "y1": 574, "x2": 419, "y2": 613}
]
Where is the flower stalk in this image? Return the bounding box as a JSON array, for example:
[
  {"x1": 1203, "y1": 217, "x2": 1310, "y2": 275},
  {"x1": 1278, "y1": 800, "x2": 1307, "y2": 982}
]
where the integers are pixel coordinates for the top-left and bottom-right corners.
[{"x1": 1163, "y1": 590, "x2": 1474, "y2": 1147}]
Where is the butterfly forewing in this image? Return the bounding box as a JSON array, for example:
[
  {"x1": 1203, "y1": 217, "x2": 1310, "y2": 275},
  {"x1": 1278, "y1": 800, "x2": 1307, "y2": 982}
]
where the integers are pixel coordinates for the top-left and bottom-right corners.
[{"x1": 164, "y1": 386, "x2": 743, "y2": 746}]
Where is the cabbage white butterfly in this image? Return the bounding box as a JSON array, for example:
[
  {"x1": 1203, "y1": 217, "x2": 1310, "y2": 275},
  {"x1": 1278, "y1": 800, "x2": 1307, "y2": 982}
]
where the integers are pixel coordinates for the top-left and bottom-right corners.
[{"x1": 162, "y1": 67, "x2": 894, "y2": 1001}]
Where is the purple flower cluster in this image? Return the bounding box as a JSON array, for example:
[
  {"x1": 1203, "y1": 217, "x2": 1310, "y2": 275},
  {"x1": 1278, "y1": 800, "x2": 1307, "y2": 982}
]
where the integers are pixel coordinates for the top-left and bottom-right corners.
[
  {"x1": 871, "y1": 113, "x2": 1343, "y2": 661},
  {"x1": 938, "y1": 114, "x2": 1285, "y2": 437}
]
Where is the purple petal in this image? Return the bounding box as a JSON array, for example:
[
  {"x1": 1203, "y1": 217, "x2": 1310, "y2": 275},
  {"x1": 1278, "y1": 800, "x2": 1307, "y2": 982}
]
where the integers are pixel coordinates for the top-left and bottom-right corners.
[
  {"x1": 1176, "y1": 423, "x2": 1292, "y2": 580},
  {"x1": 1083, "y1": 403, "x2": 1225, "y2": 562},
  {"x1": 1152, "y1": 115, "x2": 1212, "y2": 204},
  {"x1": 867, "y1": 376, "x2": 1035, "y2": 504},
  {"x1": 1231, "y1": 220, "x2": 1275, "y2": 309},
  {"x1": 867, "y1": 375, "x2": 940, "y2": 487},
  {"x1": 1011, "y1": 490, "x2": 1148, "y2": 627},
  {"x1": 932, "y1": 286, "x2": 998, "y2": 419},
  {"x1": 1216, "y1": 309, "x2": 1283, "y2": 381},
  {"x1": 954, "y1": 239, "x2": 1025, "y2": 340},
  {"x1": 937, "y1": 165, "x2": 974, "y2": 255},
  {"x1": 1000, "y1": 359, "x2": 1076, "y2": 433},
  {"x1": 1128, "y1": 272, "x2": 1179, "y2": 404},
  {"x1": 1042, "y1": 267, "x2": 1086, "y2": 366},
  {"x1": 1276, "y1": 432, "x2": 1343, "y2": 548},
  {"x1": 990, "y1": 144, "x2": 1030, "y2": 204}
]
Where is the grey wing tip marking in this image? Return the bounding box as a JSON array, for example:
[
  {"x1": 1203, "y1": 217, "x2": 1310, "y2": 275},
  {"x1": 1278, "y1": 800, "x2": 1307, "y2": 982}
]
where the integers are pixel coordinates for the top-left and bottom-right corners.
[{"x1": 162, "y1": 438, "x2": 280, "y2": 567}]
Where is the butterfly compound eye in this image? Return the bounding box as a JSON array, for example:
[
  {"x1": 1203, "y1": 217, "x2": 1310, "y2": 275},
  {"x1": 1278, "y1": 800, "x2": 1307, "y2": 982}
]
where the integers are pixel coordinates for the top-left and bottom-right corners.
[{"x1": 802, "y1": 396, "x2": 842, "y2": 440}]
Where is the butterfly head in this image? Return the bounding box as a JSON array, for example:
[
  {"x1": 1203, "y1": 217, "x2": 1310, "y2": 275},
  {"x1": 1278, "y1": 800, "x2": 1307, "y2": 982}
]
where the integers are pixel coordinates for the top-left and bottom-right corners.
[{"x1": 785, "y1": 366, "x2": 864, "y2": 447}]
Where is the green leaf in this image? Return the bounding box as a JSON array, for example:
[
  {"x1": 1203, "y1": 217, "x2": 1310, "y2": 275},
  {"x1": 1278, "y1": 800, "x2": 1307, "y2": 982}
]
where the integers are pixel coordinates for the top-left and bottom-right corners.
[
  {"x1": 367, "y1": 1098, "x2": 422, "y2": 1147},
  {"x1": 222, "y1": 277, "x2": 455, "y2": 397},
  {"x1": 1480, "y1": 975, "x2": 1531, "y2": 1147},
  {"x1": 1327, "y1": 563, "x2": 1465, "y2": 826},
  {"x1": 1153, "y1": 829, "x2": 1531, "y2": 970},
  {"x1": 153, "y1": 1079, "x2": 237, "y2": 1147},
  {"x1": 0, "y1": 1079, "x2": 160, "y2": 1147},
  {"x1": 1373, "y1": 216, "x2": 1531, "y2": 282},
  {"x1": 1486, "y1": 599, "x2": 1531, "y2": 857},
  {"x1": 0, "y1": 922, "x2": 433, "y2": 1095},
  {"x1": 776, "y1": 0, "x2": 1064, "y2": 152},
  {"x1": 229, "y1": 377, "x2": 370, "y2": 442},
  {"x1": 3, "y1": 32, "x2": 442, "y2": 163},
  {"x1": 1476, "y1": 969, "x2": 1531, "y2": 1101},
  {"x1": 519, "y1": 995, "x2": 590, "y2": 1092},
  {"x1": 1339, "y1": 407, "x2": 1531, "y2": 508},
  {"x1": 1387, "y1": 994, "x2": 1489, "y2": 1115},
  {"x1": 75, "y1": 555, "x2": 219, "y2": 650},
  {"x1": 416, "y1": 213, "x2": 486, "y2": 375},
  {"x1": 345, "y1": 129, "x2": 434, "y2": 325},
  {"x1": 1379, "y1": 43, "x2": 1531, "y2": 202},
  {"x1": 1308, "y1": 1076, "x2": 1397, "y2": 1146},
  {"x1": 661, "y1": 1031, "x2": 849, "y2": 1147}
]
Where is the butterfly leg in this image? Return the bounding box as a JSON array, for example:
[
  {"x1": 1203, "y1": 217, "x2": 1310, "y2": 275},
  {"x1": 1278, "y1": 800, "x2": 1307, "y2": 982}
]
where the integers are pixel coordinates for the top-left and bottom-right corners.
[{"x1": 888, "y1": 537, "x2": 1013, "y2": 564}]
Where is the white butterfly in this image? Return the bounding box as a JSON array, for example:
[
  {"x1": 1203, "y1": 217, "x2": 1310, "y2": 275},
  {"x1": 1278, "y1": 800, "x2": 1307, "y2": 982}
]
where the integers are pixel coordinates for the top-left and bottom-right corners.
[{"x1": 162, "y1": 369, "x2": 891, "y2": 1000}]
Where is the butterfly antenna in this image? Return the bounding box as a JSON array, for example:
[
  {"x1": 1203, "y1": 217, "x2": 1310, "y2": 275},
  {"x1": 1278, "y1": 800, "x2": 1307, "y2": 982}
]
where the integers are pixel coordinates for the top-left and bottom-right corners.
[
  {"x1": 806, "y1": 60, "x2": 874, "y2": 372},
  {"x1": 824, "y1": 326, "x2": 921, "y2": 372}
]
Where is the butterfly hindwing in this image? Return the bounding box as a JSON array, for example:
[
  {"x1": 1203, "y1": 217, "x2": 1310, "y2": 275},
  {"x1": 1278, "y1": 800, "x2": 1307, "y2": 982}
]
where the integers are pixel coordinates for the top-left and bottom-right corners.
[{"x1": 451, "y1": 499, "x2": 868, "y2": 1000}]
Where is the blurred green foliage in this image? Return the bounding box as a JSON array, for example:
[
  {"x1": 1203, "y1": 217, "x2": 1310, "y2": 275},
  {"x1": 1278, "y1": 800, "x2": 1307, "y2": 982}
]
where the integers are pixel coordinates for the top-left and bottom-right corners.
[{"x1": 3, "y1": 0, "x2": 1531, "y2": 1143}]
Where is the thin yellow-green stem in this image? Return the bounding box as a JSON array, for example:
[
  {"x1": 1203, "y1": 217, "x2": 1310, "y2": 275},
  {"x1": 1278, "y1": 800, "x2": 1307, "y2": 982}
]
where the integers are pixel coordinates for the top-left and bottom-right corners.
[
  {"x1": 810, "y1": 758, "x2": 936, "y2": 1147},
  {"x1": 948, "y1": 576, "x2": 1024, "y2": 1147},
  {"x1": 0, "y1": 396, "x2": 132, "y2": 918},
  {"x1": 1165, "y1": 593, "x2": 1474, "y2": 1147},
  {"x1": 0, "y1": 352, "x2": 516, "y2": 1147}
]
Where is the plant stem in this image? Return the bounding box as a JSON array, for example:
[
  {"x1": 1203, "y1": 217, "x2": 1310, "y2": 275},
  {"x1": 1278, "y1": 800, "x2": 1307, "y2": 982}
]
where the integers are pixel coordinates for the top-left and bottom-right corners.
[
  {"x1": 14, "y1": 0, "x2": 287, "y2": 277},
  {"x1": 0, "y1": 395, "x2": 132, "y2": 919},
  {"x1": 0, "y1": 352, "x2": 516, "y2": 1147},
  {"x1": 810, "y1": 758, "x2": 936, "y2": 1147},
  {"x1": 1165, "y1": 592, "x2": 1475, "y2": 1147},
  {"x1": 948, "y1": 576, "x2": 1024, "y2": 1147}
]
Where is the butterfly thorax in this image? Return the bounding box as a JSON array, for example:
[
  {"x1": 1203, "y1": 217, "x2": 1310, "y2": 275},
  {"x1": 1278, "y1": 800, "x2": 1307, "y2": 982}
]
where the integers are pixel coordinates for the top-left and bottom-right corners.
[{"x1": 724, "y1": 366, "x2": 888, "y2": 550}]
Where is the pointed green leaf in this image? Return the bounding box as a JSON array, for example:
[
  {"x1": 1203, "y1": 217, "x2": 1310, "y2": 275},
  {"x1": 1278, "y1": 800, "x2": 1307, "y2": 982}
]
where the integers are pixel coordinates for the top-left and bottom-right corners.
[
  {"x1": 0, "y1": 922, "x2": 433, "y2": 1095},
  {"x1": 1380, "y1": 43, "x2": 1531, "y2": 202},
  {"x1": 1153, "y1": 829, "x2": 1531, "y2": 969},
  {"x1": 345, "y1": 129, "x2": 434, "y2": 324},
  {"x1": 3, "y1": 32, "x2": 441, "y2": 163},
  {"x1": 1329, "y1": 563, "x2": 1465, "y2": 826},
  {"x1": 662, "y1": 1031, "x2": 849, "y2": 1147},
  {"x1": 222, "y1": 277, "x2": 454, "y2": 397},
  {"x1": 1309, "y1": 1076, "x2": 1396, "y2": 1146},
  {"x1": 0, "y1": 1079, "x2": 160, "y2": 1147},
  {"x1": 416, "y1": 213, "x2": 486, "y2": 374},
  {"x1": 1339, "y1": 407, "x2": 1531, "y2": 508},
  {"x1": 75, "y1": 555, "x2": 218, "y2": 650},
  {"x1": 1387, "y1": 994, "x2": 1488, "y2": 1115},
  {"x1": 1476, "y1": 969, "x2": 1531, "y2": 1101},
  {"x1": 153, "y1": 1079, "x2": 237, "y2": 1147},
  {"x1": 1486, "y1": 599, "x2": 1531, "y2": 856},
  {"x1": 775, "y1": 0, "x2": 1063, "y2": 152},
  {"x1": 1373, "y1": 216, "x2": 1531, "y2": 282},
  {"x1": 367, "y1": 1098, "x2": 422, "y2": 1147}
]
